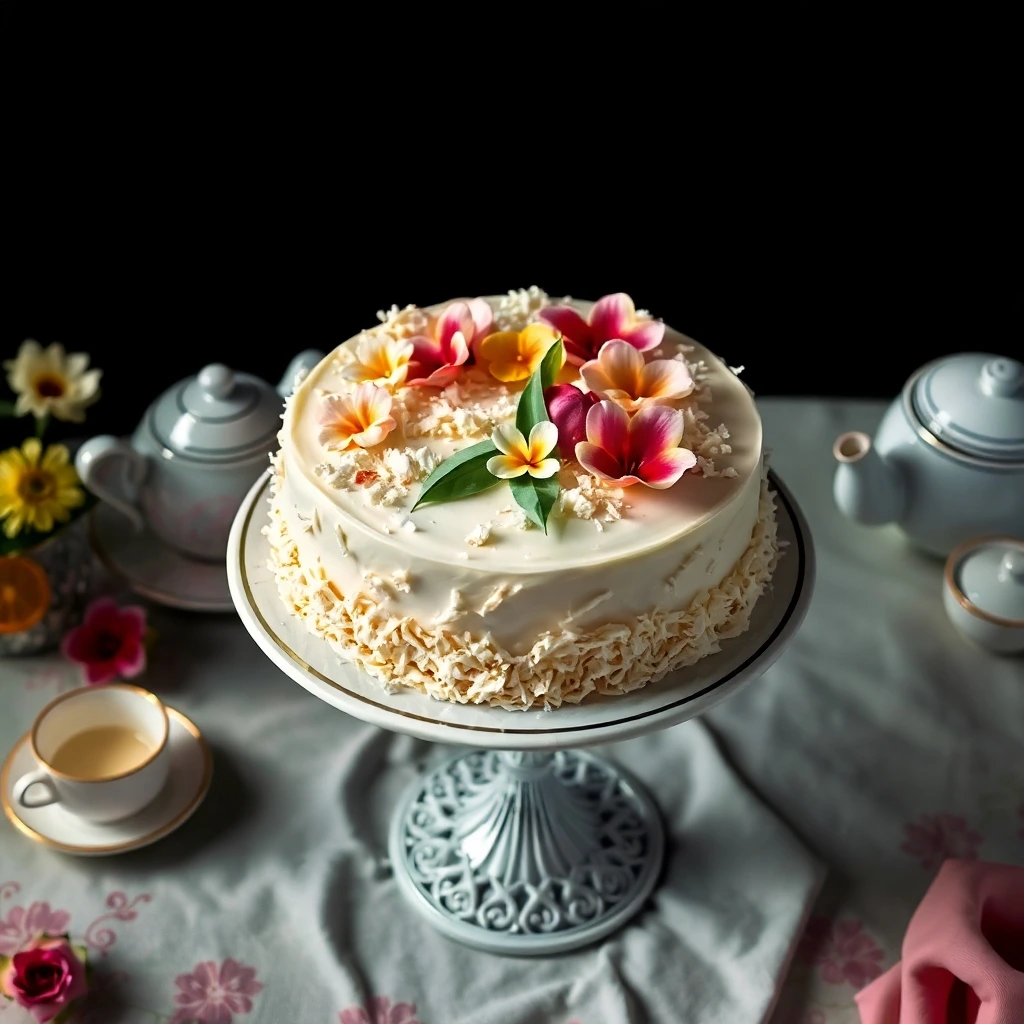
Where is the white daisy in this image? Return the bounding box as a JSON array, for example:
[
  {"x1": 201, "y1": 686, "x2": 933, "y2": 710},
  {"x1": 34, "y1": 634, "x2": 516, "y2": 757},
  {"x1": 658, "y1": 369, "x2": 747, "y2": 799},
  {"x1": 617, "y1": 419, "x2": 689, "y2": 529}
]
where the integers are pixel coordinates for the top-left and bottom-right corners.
[{"x1": 3, "y1": 340, "x2": 102, "y2": 422}]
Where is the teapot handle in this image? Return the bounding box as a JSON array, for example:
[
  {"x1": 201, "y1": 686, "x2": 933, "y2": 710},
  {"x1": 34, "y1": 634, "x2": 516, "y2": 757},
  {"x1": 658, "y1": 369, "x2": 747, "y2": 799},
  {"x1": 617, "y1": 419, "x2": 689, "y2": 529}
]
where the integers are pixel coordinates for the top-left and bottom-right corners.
[{"x1": 74, "y1": 436, "x2": 148, "y2": 534}]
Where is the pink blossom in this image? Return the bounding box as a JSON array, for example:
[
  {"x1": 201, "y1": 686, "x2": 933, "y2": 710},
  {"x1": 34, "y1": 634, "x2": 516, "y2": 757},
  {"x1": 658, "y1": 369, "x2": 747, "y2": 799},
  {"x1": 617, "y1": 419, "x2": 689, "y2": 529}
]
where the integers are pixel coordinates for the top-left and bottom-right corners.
[
  {"x1": 575, "y1": 401, "x2": 696, "y2": 489},
  {"x1": 900, "y1": 813, "x2": 982, "y2": 871},
  {"x1": 798, "y1": 916, "x2": 885, "y2": 988},
  {"x1": 580, "y1": 340, "x2": 693, "y2": 412},
  {"x1": 544, "y1": 384, "x2": 600, "y2": 458},
  {"x1": 0, "y1": 903, "x2": 71, "y2": 957},
  {"x1": 171, "y1": 959, "x2": 262, "y2": 1024},
  {"x1": 538, "y1": 293, "x2": 663, "y2": 365},
  {"x1": 407, "y1": 299, "x2": 492, "y2": 387},
  {"x1": 60, "y1": 598, "x2": 146, "y2": 687},
  {"x1": 339, "y1": 996, "x2": 420, "y2": 1024}
]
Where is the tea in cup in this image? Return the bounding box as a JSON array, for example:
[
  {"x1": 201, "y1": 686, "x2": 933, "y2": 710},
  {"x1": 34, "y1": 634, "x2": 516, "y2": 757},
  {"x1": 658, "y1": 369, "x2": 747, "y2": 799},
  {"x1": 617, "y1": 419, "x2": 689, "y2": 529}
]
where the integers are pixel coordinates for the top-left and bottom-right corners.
[{"x1": 13, "y1": 684, "x2": 170, "y2": 823}]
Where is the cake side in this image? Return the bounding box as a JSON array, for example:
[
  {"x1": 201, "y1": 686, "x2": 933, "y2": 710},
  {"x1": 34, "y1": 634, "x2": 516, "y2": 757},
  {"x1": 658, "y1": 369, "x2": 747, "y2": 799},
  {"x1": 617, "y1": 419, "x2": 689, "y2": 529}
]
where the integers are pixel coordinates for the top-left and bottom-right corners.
[
  {"x1": 264, "y1": 461, "x2": 778, "y2": 708},
  {"x1": 264, "y1": 289, "x2": 778, "y2": 709}
]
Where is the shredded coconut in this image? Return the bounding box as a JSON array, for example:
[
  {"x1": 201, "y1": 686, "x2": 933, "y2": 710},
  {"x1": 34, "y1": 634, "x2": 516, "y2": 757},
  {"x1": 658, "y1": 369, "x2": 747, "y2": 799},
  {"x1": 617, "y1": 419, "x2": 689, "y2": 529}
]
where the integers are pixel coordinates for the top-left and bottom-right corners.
[
  {"x1": 493, "y1": 286, "x2": 550, "y2": 332},
  {"x1": 397, "y1": 367, "x2": 518, "y2": 441},
  {"x1": 316, "y1": 444, "x2": 440, "y2": 508},
  {"x1": 466, "y1": 524, "x2": 492, "y2": 547},
  {"x1": 557, "y1": 470, "x2": 624, "y2": 524},
  {"x1": 479, "y1": 582, "x2": 522, "y2": 615},
  {"x1": 265, "y1": 463, "x2": 779, "y2": 710},
  {"x1": 373, "y1": 304, "x2": 431, "y2": 339}
]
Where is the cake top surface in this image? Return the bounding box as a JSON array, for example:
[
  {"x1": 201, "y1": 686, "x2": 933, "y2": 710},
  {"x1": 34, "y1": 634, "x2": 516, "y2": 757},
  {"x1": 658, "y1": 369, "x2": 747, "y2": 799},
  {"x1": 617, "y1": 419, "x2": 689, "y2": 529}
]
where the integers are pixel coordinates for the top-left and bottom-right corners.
[{"x1": 283, "y1": 289, "x2": 761, "y2": 573}]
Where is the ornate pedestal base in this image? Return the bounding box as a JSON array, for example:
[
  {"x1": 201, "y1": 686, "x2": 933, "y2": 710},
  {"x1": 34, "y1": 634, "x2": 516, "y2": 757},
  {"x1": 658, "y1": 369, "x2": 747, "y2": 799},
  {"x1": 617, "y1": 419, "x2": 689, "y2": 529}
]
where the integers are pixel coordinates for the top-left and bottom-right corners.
[{"x1": 388, "y1": 749, "x2": 665, "y2": 955}]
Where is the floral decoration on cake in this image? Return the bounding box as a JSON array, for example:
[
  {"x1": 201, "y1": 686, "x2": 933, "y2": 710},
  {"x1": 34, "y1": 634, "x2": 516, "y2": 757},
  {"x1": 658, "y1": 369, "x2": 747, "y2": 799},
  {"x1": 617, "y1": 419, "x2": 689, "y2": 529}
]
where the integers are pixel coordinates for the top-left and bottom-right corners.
[{"x1": 315, "y1": 290, "x2": 715, "y2": 535}]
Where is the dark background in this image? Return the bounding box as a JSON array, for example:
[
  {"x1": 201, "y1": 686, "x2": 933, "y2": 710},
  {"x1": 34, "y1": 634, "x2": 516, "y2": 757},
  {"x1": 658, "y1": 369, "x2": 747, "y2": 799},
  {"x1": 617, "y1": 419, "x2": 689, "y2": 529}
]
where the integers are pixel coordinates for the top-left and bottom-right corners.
[{"x1": 2, "y1": 6, "x2": 1018, "y2": 448}]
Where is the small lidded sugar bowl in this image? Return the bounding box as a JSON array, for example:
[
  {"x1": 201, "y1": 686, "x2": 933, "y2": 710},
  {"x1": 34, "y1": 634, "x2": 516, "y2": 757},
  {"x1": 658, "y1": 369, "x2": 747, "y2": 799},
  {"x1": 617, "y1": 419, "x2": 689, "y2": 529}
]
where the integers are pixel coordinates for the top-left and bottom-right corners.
[{"x1": 943, "y1": 537, "x2": 1024, "y2": 655}]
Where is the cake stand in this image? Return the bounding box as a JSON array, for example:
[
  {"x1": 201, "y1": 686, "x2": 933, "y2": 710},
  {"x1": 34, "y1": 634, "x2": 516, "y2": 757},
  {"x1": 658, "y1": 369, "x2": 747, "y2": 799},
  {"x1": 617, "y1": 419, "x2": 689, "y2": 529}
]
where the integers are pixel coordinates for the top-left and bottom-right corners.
[{"x1": 227, "y1": 471, "x2": 814, "y2": 955}]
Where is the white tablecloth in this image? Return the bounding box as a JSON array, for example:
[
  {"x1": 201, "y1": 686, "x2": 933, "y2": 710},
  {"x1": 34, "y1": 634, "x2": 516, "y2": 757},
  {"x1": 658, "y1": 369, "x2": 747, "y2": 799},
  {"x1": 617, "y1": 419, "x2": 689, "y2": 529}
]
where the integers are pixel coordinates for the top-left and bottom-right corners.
[{"x1": 2, "y1": 398, "x2": 1022, "y2": 1024}]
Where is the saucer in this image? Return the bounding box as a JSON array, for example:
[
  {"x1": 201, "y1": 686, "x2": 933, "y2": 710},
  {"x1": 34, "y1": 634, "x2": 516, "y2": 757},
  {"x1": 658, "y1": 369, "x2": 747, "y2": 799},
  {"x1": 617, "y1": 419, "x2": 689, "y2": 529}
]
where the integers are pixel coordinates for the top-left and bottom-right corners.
[
  {"x1": 1, "y1": 708, "x2": 212, "y2": 857},
  {"x1": 89, "y1": 503, "x2": 234, "y2": 612}
]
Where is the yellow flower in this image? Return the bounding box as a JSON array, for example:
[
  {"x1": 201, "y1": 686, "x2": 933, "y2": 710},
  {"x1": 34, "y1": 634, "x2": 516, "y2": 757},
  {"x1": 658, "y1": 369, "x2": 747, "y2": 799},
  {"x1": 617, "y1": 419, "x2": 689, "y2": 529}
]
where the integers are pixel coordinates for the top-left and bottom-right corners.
[
  {"x1": 486, "y1": 422, "x2": 560, "y2": 479},
  {"x1": 478, "y1": 324, "x2": 563, "y2": 383},
  {"x1": 3, "y1": 340, "x2": 101, "y2": 422},
  {"x1": 341, "y1": 333, "x2": 413, "y2": 390},
  {"x1": 0, "y1": 439, "x2": 86, "y2": 538}
]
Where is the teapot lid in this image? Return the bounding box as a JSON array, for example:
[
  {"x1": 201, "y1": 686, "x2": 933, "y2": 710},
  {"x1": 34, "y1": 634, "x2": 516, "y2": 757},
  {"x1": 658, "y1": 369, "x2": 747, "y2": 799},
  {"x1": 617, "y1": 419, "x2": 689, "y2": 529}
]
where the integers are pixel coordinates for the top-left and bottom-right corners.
[
  {"x1": 911, "y1": 353, "x2": 1024, "y2": 462},
  {"x1": 951, "y1": 538, "x2": 1024, "y2": 624},
  {"x1": 149, "y1": 363, "x2": 283, "y2": 461}
]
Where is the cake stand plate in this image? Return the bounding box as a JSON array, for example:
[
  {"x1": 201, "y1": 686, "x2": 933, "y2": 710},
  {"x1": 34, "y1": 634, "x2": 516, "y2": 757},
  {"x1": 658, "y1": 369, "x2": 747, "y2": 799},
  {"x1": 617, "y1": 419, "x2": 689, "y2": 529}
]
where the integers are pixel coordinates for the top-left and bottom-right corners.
[{"x1": 228, "y1": 470, "x2": 814, "y2": 954}]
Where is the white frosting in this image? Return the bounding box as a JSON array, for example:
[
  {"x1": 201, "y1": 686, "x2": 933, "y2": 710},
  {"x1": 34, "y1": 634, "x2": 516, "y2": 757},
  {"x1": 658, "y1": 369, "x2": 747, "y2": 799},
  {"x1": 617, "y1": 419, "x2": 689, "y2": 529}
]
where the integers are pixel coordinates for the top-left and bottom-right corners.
[
  {"x1": 264, "y1": 465, "x2": 778, "y2": 709},
  {"x1": 267, "y1": 295, "x2": 775, "y2": 707}
]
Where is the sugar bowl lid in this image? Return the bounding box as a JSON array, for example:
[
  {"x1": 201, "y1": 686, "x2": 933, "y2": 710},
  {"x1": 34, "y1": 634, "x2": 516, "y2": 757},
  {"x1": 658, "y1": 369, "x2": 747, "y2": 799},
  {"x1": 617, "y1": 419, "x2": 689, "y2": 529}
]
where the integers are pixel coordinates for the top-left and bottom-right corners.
[
  {"x1": 148, "y1": 363, "x2": 283, "y2": 461},
  {"x1": 911, "y1": 354, "x2": 1024, "y2": 463},
  {"x1": 946, "y1": 537, "x2": 1024, "y2": 625}
]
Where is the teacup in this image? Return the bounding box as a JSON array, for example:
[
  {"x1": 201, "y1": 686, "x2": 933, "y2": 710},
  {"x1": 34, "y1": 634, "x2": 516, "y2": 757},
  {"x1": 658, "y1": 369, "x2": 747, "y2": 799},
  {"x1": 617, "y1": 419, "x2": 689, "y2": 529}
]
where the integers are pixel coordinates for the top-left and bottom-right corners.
[{"x1": 13, "y1": 684, "x2": 171, "y2": 824}]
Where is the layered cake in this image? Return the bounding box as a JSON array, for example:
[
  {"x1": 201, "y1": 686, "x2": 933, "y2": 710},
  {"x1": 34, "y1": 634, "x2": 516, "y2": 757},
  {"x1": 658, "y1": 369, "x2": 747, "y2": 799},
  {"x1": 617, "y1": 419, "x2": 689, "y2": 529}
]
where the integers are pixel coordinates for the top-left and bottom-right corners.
[{"x1": 265, "y1": 288, "x2": 778, "y2": 709}]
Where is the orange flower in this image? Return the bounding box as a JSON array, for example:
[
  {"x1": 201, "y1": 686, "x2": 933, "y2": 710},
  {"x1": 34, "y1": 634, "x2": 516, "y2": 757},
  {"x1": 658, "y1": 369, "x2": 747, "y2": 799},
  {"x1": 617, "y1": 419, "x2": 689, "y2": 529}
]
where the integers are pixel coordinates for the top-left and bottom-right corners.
[{"x1": 478, "y1": 324, "x2": 563, "y2": 383}]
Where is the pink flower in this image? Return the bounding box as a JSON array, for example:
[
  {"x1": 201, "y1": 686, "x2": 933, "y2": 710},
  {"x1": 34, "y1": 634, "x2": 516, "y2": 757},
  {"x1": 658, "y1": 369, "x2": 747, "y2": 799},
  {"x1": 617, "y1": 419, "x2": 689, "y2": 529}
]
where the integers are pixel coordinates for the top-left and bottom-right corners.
[
  {"x1": 0, "y1": 903, "x2": 71, "y2": 957},
  {"x1": 537, "y1": 293, "x2": 663, "y2": 365},
  {"x1": 575, "y1": 401, "x2": 696, "y2": 489},
  {"x1": 407, "y1": 299, "x2": 492, "y2": 387},
  {"x1": 0, "y1": 937, "x2": 87, "y2": 1024},
  {"x1": 545, "y1": 384, "x2": 600, "y2": 458},
  {"x1": 171, "y1": 959, "x2": 262, "y2": 1024},
  {"x1": 318, "y1": 384, "x2": 397, "y2": 451},
  {"x1": 580, "y1": 340, "x2": 693, "y2": 412},
  {"x1": 339, "y1": 996, "x2": 420, "y2": 1024},
  {"x1": 900, "y1": 813, "x2": 982, "y2": 871},
  {"x1": 60, "y1": 598, "x2": 146, "y2": 686},
  {"x1": 798, "y1": 916, "x2": 885, "y2": 988}
]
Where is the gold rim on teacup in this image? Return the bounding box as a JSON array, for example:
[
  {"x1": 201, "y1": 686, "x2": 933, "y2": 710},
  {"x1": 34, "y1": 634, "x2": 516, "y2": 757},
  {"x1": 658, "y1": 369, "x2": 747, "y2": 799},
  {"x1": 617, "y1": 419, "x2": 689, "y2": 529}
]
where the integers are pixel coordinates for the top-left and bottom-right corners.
[
  {"x1": 29, "y1": 683, "x2": 170, "y2": 783},
  {"x1": 944, "y1": 535, "x2": 1024, "y2": 629},
  {"x1": 2, "y1": 708, "x2": 212, "y2": 855}
]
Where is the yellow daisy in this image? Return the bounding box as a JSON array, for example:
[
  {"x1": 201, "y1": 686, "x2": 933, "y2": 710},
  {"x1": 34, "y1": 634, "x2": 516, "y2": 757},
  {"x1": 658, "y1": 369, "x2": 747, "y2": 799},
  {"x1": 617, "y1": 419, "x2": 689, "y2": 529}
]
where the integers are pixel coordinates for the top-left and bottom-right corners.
[
  {"x1": 3, "y1": 340, "x2": 102, "y2": 422},
  {"x1": 0, "y1": 439, "x2": 86, "y2": 538}
]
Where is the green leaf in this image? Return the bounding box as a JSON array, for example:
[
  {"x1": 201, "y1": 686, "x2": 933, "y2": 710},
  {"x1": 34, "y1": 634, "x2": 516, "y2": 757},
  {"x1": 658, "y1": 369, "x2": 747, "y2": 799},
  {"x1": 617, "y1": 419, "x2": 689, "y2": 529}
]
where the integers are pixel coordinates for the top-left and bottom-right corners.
[
  {"x1": 510, "y1": 474, "x2": 560, "y2": 534},
  {"x1": 411, "y1": 440, "x2": 502, "y2": 510},
  {"x1": 539, "y1": 337, "x2": 565, "y2": 391},
  {"x1": 517, "y1": 339, "x2": 564, "y2": 437},
  {"x1": 515, "y1": 367, "x2": 546, "y2": 437},
  {"x1": 0, "y1": 400, "x2": 16, "y2": 416}
]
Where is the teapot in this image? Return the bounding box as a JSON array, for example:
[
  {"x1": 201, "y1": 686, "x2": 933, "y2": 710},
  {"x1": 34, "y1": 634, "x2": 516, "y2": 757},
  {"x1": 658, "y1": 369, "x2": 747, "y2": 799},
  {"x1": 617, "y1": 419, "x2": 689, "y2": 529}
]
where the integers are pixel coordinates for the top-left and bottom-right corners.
[
  {"x1": 75, "y1": 350, "x2": 323, "y2": 562},
  {"x1": 832, "y1": 353, "x2": 1024, "y2": 557}
]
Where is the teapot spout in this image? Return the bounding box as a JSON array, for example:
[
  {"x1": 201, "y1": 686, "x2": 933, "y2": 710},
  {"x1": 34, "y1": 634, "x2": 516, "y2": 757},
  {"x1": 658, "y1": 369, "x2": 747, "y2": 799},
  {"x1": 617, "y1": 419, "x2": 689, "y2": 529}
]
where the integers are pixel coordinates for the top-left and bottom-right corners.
[
  {"x1": 832, "y1": 431, "x2": 905, "y2": 526},
  {"x1": 277, "y1": 349, "x2": 325, "y2": 398}
]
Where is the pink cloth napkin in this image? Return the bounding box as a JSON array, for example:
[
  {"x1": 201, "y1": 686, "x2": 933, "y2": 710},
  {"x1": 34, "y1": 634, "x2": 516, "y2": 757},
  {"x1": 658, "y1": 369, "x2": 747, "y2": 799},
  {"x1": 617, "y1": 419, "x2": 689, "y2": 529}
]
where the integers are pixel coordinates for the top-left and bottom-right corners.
[{"x1": 856, "y1": 859, "x2": 1024, "y2": 1024}]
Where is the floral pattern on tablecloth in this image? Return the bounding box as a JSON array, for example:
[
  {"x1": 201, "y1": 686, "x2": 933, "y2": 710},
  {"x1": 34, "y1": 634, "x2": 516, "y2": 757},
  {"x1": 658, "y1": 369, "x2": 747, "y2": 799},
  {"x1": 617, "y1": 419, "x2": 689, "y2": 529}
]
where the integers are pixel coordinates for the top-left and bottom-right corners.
[
  {"x1": 339, "y1": 998, "x2": 419, "y2": 1024},
  {"x1": 171, "y1": 959, "x2": 263, "y2": 1023},
  {"x1": 900, "y1": 813, "x2": 983, "y2": 870}
]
